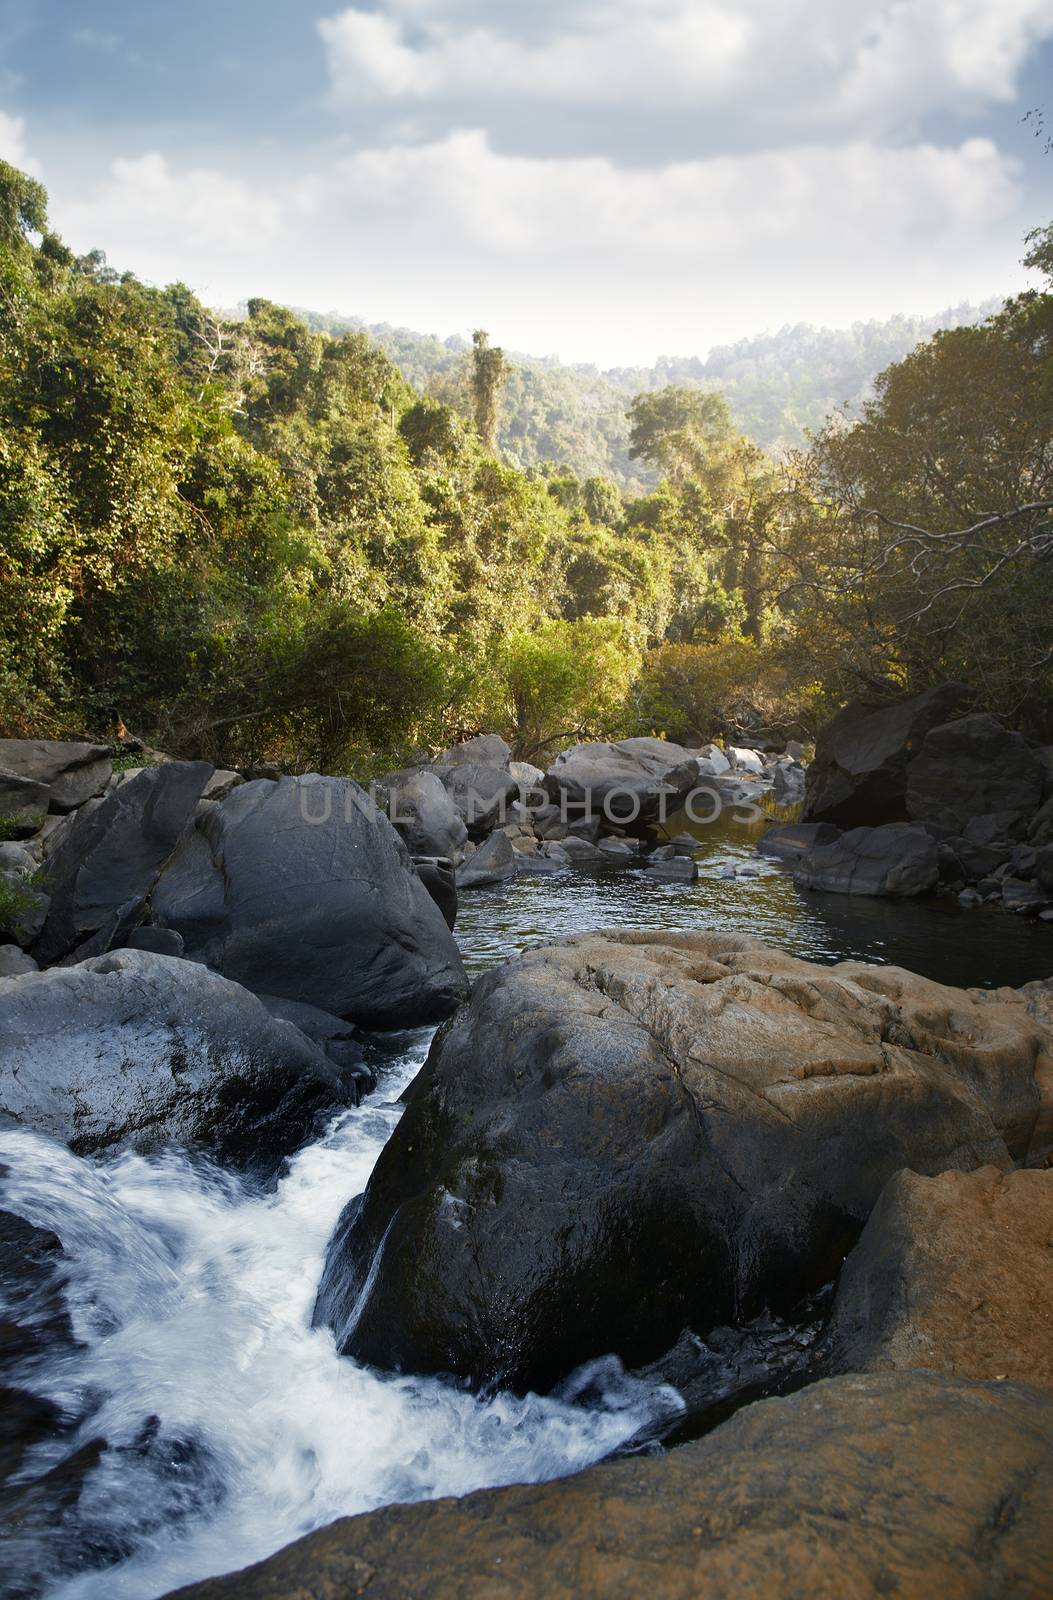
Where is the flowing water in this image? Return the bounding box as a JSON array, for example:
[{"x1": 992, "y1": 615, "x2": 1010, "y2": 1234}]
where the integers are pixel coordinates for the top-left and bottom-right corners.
[{"x1": 1, "y1": 817, "x2": 1050, "y2": 1599}]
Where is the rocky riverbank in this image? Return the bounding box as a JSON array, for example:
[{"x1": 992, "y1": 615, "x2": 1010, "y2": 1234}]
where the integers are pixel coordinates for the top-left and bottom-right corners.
[{"x1": 0, "y1": 716, "x2": 1051, "y2": 1599}]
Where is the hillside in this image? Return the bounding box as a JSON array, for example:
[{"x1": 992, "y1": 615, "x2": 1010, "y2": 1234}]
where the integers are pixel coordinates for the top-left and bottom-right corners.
[{"x1": 295, "y1": 303, "x2": 999, "y2": 487}]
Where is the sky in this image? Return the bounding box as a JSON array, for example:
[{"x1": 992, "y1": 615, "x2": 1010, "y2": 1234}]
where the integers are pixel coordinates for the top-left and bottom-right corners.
[{"x1": 0, "y1": 1, "x2": 1051, "y2": 365}]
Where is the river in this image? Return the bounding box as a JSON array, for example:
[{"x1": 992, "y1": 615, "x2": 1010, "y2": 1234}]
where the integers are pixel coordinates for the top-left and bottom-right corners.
[{"x1": 1, "y1": 819, "x2": 1049, "y2": 1598}]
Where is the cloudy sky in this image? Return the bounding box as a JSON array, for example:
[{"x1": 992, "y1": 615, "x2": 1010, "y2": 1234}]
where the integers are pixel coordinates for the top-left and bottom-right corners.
[{"x1": 1, "y1": 1, "x2": 1051, "y2": 364}]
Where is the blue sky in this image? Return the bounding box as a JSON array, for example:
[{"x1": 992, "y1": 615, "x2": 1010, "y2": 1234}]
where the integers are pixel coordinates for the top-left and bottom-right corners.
[{"x1": 2, "y1": 1, "x2": 1052, "y2": 363}]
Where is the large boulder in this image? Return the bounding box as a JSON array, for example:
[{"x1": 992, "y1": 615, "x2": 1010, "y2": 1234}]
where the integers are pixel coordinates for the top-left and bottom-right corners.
[
  {"x1": 0, "y1": 950, "x2": 351, "y2": 1169},
  {"x1": 33, "y1": 761, "x2": 213, "y2": 965},
  {"x1": 314, "y1": 931, "x2": 1052, "y2": 1392},
  {"x1": 377, "y1": 769, "x2": 468, "y2": 862},
  {"x1": 152, "y1": 775, "x2": 468, "y2": 1028},
  {"x1": 905, "y1": 713, "x2": 1046, "y2": 837},
  {"x1": 0, "y1": 739, "x2": 112, "y2": 812},
  {"x1": 793, "y1": 823, "x2": 940, "y2": 897},
  {"x1": 756, "y1": 821, "x2": 840, "y2": 862},
  {"x1": 162, "y1": 1372, "x2": 1053, "y2": 1600},
  {"x1": 820, "y1": 1167, "x2": 1053, "y2": 1395},
  {"x1": 0, "y1": 768, "x2": 51, "y2": 836},
  {"x1": 436, "y1": 734, "x2": 512, "y2": 769},
  {"x1": 801, "y1": 683, "x2": 971, "y2": 827},
  {"x1": 544, "y1": 738, "x2": 701, "y2": 826},
  {"x1": 434, "y1": 762, "x2": 519, "y2": 838},
  {"x1": 455, "y1": 830, "x2": 516, "y2": 889}
]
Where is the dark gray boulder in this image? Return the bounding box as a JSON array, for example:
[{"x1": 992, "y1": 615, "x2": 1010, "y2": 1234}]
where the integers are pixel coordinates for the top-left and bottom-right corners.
[
  {"x1": 125, "y1": 925, "x2": 185, "y2": 958},
  {"x1": 152, "y1": 775, "x2": 467, "y2": 1028},
  {"x1": 434, "y1": 762, "x2": 518, "y2": 838},
  {"x1": 794, "y1": 823, "x2": 939, "y2": 897},
  {"x1": 455, "y1": 830, "x2": 516, "y2": 888},
  {"x1": 412, "y1": 857, "x2": 457, "y2": 929},
  {"x1": 256, "y1": 994, "x2": 372, "y2": 1100},
  {"x1": 757, "y1": 821, "x2": 840, "y2": 861},
  {"x1": 314, "y1": 932, "x2": 1048, "y2": 1392},
  {"x1": 801, "y1": 683, "x2": 971, "y2": 827},
  {"x1": 0, "y1": 739, "x2": 113, "y2": 812},
  {"x1": 544, "y1": 738, "x2": 700, "y2": 826},
  {"x1": 378, "y1": 769, "x2": 468, "y2": 861},
  {"x1": 0, "y1": 950, "x2": 350, "y2": 1169},
  {"x1": 905, "y1": 713, "x2": 1045, "y2": 837},
  {"x1": 33, "y1": 762, "x2": 213, "y2": 964}
]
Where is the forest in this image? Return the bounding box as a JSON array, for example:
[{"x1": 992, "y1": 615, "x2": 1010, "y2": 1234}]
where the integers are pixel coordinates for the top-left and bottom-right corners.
[{"x1": 1, "y1": 156, "x2": 1051, "y2": 776}]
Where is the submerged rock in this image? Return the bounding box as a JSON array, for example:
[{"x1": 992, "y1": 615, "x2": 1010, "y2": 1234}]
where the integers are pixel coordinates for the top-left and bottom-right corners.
[
  {"x1": 314, "y1": 931, "x2": 1051, "y2": 1392},
  {"x1": 820, "y1": 1166, "x2": 1053, "y2": 1395},
  {"x1": 0, "y1": 950, "x2": 351, "y2": 1170},
  {"x1": 793, "y1": 823, "x2": 940, "y2": 897},
  {"x1": 161, "y1": 1372, "x2": 1053, "y2": 1600},
  {"x1": 152, "y1": 776, "x2": 468, "y2": 1029}
]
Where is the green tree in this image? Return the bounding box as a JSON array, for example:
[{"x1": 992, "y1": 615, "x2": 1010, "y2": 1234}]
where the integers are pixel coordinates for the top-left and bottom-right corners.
[{"x1": 470, "y1": 329, "x2": 508, "y2": 452}]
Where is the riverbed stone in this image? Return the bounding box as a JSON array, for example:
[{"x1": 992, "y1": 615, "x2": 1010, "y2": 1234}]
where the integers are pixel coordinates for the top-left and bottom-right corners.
[
  {"x1": 0, "y1": 739, "x2": 113, "y2": 812},
  {"x1": 34, "y1": 761, "x2": 213, "y2": 965},
  {"x1": 906, "y1": 714, "x2": 1045, "y2": 837},
  {"x1": 161, "y1": 1372, "x2": 1053, "y2": 1600},
  {"x1": 544, "y1": 738, "x2": 701, "y2": 826},
  {"x1": 152, "y1": 776, "x2": 467, "y2": 1029},
  {"x1": 794, "y1": 823, "x2": 940, "y2": 897},
  {"x1": 314, "y1": 931, "x2": 1051, "y2": 1392},
  {"x1": 378, "y1": 769, "x2": 468, "y2": 862},
  {"x1": 802, "y1": 683, "x2": 972, "y2": 828},
  {"x1": 820, "y1": 1167, "x2": 1053, "y2": 1394},
  {"x1": 0, "y1": 949, "x2": 351, "y2": 1169},
  {"x1": 455, "y1": 829, "x2": 516, "y2": 888}
]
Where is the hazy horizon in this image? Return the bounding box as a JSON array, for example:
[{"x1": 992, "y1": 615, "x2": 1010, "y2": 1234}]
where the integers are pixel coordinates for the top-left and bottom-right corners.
[{"x1": 2, "y1": 3, "x2": 1051, "y2": 365}]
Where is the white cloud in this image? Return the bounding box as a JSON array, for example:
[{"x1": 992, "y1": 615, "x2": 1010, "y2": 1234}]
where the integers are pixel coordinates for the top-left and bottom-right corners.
[
  {"x1": 318, "y1": 0, "x2": 1053, "y2": 130},
  {"x1": 0, "y1": 108, "x2": 39, "y2": 175},
  {"x1": 42, "y1": 129, "x2": 1030, "y2": 364}
]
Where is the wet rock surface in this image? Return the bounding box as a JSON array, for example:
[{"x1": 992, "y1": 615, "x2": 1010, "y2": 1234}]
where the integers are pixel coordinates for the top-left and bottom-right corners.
[
  {"x1": 314, "y1": 931, "x2": 1052, "y2": 1392},
  {"x1": 162, "y1": 1372, "x2": 1053, "y2": 1600},
  {"x1": 0, "y1": 950, "x2": 352, "y2": 1170}
]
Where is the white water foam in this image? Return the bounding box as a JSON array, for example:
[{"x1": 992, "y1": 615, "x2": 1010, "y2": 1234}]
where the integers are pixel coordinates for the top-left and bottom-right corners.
[{"x1": 0, "y1": 1035, "x2": 681, "y2": 1599}]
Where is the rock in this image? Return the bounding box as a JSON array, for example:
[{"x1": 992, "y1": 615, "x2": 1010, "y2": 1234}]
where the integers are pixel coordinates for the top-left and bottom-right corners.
[
  {"x1": 560, "y1": 836, "x2": 601, "y2": 862},
  {"x1": 0, "y1": 882, "x2": 49, "y2": 947},
  {"x1": 958, "y1": 888, "x2": 984, "y2": 907},
  {"x1": 1029, "y1": 795, "x2": 1053, "y2": 846},
  {"x1": 201, "y1": 769, "x2": 244, "y2": 802},
  {"x1": 0, "y1": 843, "x2": 36, "y2": 876},
  {"x1": 434, "y1": 762, "x2": 519, "y2": 839},
  {"x1": 436, "y1": 734, "x2": 511, "y2": 769},
  {"x1": 508, "y1": 759, "x2": 544, "y2": 788},
  {"x1": 669, "y1": 833, "x2": 700, "y2": 854},
  {"x1": 314, "y1": 932, "x2": 1051, "y2": 1391},
  {"x1": 802, "y1": 683, "x2": 972, "y2": 827},
  {"x1": 785, "y1": 739, "x2": 806, "y2": 762},
  {"x1": 518, "y1": 843, "x2": 570, "y2": 873},
  {"x1": 34, "y1": 762, "x2": 213, "y2": 965},
  {"x1": 544, "y1": 738, "x2": 700, "y2": 826},
  {"x1": 794, "y1": 824, "x2": 939, "y2": 898},
  {"x1": 0, "y1": 950, "x2": 351, "y2": 1170},
  {"x1": 727, "y1": 746, "x2": 764, "y2": 775},
  {"x1": 159, "y1": 1372, "x2": 1053, "y2": 1600},
  {"x1": 946, "y1": 834, "x2": 1011, "y2": 881},
  {"x1": 1037, "y1": 844, "x2": 1053, "y2": 893},
  {"x1": 0, "y1": 945, "x2": 37, "y2": 976},
  {"x1": 125, "y1": 925, "x2": 186, "y2": 957},
  {"x1": 647, "y1": 843, "x2": 676, "y2": 861},
  {"x1": 906, "y1": 714, "x2": 1045, "y2": 837},
  {"x1": 257, "y1": 994, "x2": 372, "y2": 1099},
  {"x1": 1001, "y1": 877, "x2": 1053, "y2": 916},
  {"x1": 772, "y1": 761, "x2": 806, "y2": 805},
  {"x1": 413, "y1": 856, "x2": 457, "y2": 930},
  {"x1": 380, "y1": 769, "x2": 468, "y2": 862},
  {"x1": 152, "y1": 776, "x2": 468, "y2": 1029},
  {"x1": 597, "y1": 837, "x2": 636, "y2": 860},
  {"x1": 756, "y1": 821, "x2": 840, "y2": 862},
  {"x1": 455, "y1": 830, "x2": 516, "y2": 889},
  {"x1": 820, "y1": 1168, "x2": 1053, "y2": 1395},
  {"x1": 0, "y1": 739, "x2": 113, "y2": 812},
  {"x1": 0, "y1": 767, "x2": 50, "y2": 836},
  {"x1": 644, "y1": 856, "x2": 699, "y2": 882},
  {"x1": 690, "y1": 742, "x2": 732, "y2": 775}
]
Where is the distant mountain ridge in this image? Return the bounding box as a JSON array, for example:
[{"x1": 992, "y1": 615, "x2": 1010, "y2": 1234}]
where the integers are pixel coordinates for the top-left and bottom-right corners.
[{"x1": 292, "y1": 301, "x2": 1001, "y2": 487}]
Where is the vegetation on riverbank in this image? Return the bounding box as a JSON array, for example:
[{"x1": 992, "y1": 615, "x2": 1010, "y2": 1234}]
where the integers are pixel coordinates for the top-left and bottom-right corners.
[{"x1": 1, "y1": 158, "x2": 1050, "y2": 772}]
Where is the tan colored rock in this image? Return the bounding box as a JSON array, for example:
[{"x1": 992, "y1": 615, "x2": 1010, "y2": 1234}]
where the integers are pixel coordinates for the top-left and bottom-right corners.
[
  {"x1": 315, "y1": 931, "x2": 1053, "y2": 1392},
  {"x1": 822, "y1": 1166, "x2": 1053, "y2": 1393},
  {"x1": 162, "y1": 1372, "x2": 1053, "y2": 1600}
]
